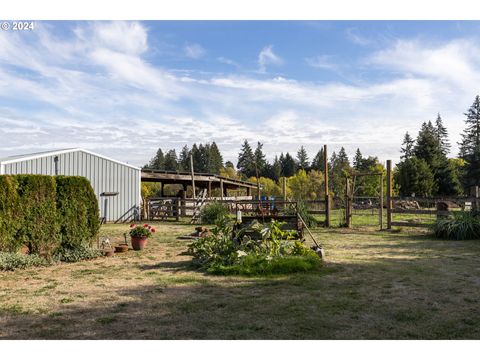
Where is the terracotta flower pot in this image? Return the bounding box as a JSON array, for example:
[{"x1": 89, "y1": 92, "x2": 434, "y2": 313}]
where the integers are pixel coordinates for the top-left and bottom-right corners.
[
  {"x1": 131, "y1": 236, "x2": 148, "y2": 251},
  {"x1": 103, "y1": 248, "x2": 114, "y2": 257},
  {"x1": 115, "y1": 244, "x2": 129, "y2": 253}
]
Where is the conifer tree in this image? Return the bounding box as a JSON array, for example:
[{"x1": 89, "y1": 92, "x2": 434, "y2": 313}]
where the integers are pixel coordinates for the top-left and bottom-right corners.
[
  {"x1": 281, "y1": 152, "x2": 297, "y2": 177},
  {"x1": 148, "y1": 148, "x2": 165, "y2": 170},
  {"x1": 435, "y1": 113, "x2": 450, "y2": 156},
  {"x1": 207, "y1": 141, "x2": 223, "y2": 174},
  {"x1": 237, "y1": 140, "x2": 256, "y2": 178},
  {"x1": 254, "y1": 142, "x2": 267, "y2": 176},
  {"x1": 311, "y1": 148, "x2": 325, "y2": 172},
  {"x1": 459, "y1": 95, "x2": 480, "y2": 189},
  {"x1": 400, "y1": 132, "x2": 415, "y2": 160},
  {"x1": 296, "y1": 146, "x2": 309, "y2": 169},
  {"x1": 164, "y1": 149, "x2": 178, "y2": 171},
  {"x1": 178, "y1": 145, "x2": 190, "y2": 171},
  {"x1": 353, "y1": 148, "x2": 363, "y2": 170}
]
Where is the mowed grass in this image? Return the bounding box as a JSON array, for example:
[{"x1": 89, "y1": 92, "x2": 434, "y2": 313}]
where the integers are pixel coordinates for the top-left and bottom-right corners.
[{"x1": 2, "y1": 220, "x2": 480, "y2": 339}]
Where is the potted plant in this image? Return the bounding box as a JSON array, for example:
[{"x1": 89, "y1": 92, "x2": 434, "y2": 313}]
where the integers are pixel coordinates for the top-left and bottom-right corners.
[
  {"x1": 115, "y1": 233, "x2": 129, "y2": 253},
  {"x1": 129, "y1": 223, "x2": 156, "y2": 250}
]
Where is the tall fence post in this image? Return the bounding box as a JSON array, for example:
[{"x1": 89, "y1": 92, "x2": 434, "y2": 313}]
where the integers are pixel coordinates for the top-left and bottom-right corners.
[
  {"x1": 379, "y1": 173, "x2": 384, "y2": 230},
  {"x1": 345, "y1": 178, "x2": 352, "y2": 228},
  {"x1": 283, "y1": 177, "x2": 287, "y2": 201},
  {"x1": 386, "y1": 160, "x2": 392, "y2": 230},
  {"x1": 324, "y1": 144, "x2": 330, "y2": 227}
]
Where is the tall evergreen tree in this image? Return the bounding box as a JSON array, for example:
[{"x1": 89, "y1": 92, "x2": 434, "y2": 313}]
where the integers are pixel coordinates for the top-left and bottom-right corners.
[
  {"x1": 178, "y1": 145, "x2": 190, "y2": 172},
  {"x1": 148, "y1": 148, "x2": 165, "y2": 170},
  {"x1": 254, "y1": 142, "x2": 267, "y2": 176},
  {"x1": 237, "y1": 140, "x2": 256, "y2": 178},
  {"x1": 330, "y1": 147, "x2": 351, "y2": 197},
  {"x1": 414, "y1": 121, "x2": 443, "y2": 168},
  {"x1": 296, "y1": 146, "x2": 309, "y2": 169},
  {"x1": 281, "y1": 152, "x2": 297, "y2": 177},
  {"x1": 353, "y1": 148, "x2": 363, "y2": 170},
  {"x1": 311, "y1": 148, "x2": 325, "y2": 172},
  {"x1": 400, "y1": 132, "x2": 415, "y2": 160},
  {"x1": 435, "y1": 113, "x2": 450, "y2": 156},
  {"x1": 459, "y1": 95, "x2": 480, "y2": 189},
  {"x1": 207, "y1": 141, "x2": 223, "y2": 174},
  {"x1": 164, "y1": 149, "x2": 178, "y2": 171}
]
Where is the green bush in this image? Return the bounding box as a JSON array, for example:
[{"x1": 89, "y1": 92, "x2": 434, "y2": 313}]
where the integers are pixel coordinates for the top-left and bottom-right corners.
[
  {"x1": 56, "y1": 176, "x2": 100, "y2": 249},
  {"x1": 0, "y1": 176, "x2": 21, "y2": 252},
  {"x1": 188, "y1": 218, "x2": 322, "y2": 276},
  {"x1": 54, "y1": 246, "x2": 102, "y2": 263},
  {"x1": 199, "y1": 202, "x2": 230, "y2": 224},
  {"x1": 16, "y1": 175, "x2": 60, "y2": 257},
  {"x1": 0, "y1": 174, "x2": 100, "y2": 259},
  {"x1": 0, "y1": 252, "x2": 51, "y2": 271},
  {"x1": 433, "y1": 211, "x2": 480, "y2": 240}
]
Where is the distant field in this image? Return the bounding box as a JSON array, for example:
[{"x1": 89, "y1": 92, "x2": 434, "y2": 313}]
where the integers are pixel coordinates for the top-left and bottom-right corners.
[{"x1": 2, "y1": 221, "x2": 480, "y2": 339}]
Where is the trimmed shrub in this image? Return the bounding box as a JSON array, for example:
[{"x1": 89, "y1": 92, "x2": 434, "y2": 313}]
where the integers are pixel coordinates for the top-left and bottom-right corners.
[
  {"x1": 0, "y1": 176, "x2": 21, "y2": 252},
  {"x1": 54, "y1": 246, "x2": 102, "y2": 263},
  {"x1": 0, "y1": 252, "x2": 51, "y2": 271},
  {"x1": 16, "y1": 175, "x2": 60, "y2": 257},
  {"x1": 199, "y1": 202, "x2": 230, "y2": 224},
  {"x1": 56, "y1": 176, "x2": 100, "y2": 249},
  {"x1": 0, "y1": 174, "x2": 100, "y2": 259},
  {"x1": 433, "y1": 211, "x2": 480, "y2": 240}
]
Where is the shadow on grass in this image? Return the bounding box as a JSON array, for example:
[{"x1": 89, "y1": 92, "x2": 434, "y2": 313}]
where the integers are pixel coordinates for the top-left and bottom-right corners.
[{"x1": 3, "y1": 233, "x2": 480, "y2": 340}]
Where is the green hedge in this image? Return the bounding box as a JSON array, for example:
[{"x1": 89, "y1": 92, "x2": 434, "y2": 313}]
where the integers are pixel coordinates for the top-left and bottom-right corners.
[
  {"x1": 0, "y1": 175, "x2": 100, "y2": 257},
  {"x1": 56, "y1": 176, "x2": 100, "y2": 249},
  {"x1": 0, "y1": 176, "x2": 21, "y2": 252}
]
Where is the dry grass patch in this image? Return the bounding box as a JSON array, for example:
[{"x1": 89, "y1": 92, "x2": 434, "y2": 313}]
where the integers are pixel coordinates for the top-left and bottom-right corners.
[{"x1": 2, "y1": 221, "x2": 480, "y2": 339}]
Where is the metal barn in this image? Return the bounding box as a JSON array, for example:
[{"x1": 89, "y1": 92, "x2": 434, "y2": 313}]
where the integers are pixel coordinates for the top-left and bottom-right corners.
[{"x1": 0, "y1": 148, "x2": 141, "y2": 223}]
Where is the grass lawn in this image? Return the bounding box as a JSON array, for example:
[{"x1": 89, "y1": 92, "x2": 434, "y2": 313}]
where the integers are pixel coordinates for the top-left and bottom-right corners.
[{"x1": 1, "y1": 220, "x2": 480, "y2": 339}]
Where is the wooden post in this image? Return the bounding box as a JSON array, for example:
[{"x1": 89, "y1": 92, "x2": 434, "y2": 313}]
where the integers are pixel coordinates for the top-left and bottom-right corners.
[
  {"x1": 220, "y1": 179, "x2": 224, "y2": 201},
  {"x1": 345, "y1": 178, "x2": 351, "y2": 228},
  {"x1": 283, "y1": 177, "x2": 287, "y2": 201},
  {"x1": 207, "y1": 181, "x2": 212, "y2": 198},
  {"x1": 379, "y1": 174, "x2": 384, "y2": 230},
  {"x1": 323, "y1": 144, "x2": 330, "y2": 227},
  {"x1": 190, "y1": 154, "x2": 196, "y2": 199},
  {"x1": 386, "y1": 160, "x2": 392, "y2": 230},
  {"x1": 174, "y1": 198, "x2": 180, "y2": 221}
]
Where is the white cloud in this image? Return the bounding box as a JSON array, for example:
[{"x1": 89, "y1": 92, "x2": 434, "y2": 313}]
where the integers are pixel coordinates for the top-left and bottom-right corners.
[
  {"x1": 217, "y1": 56, "x2": 240, "y2": 67},
  {"x1": 305, "y1": 55, "x2": 337, "y2": 70},
  {"x1": 258, "y1": 45, "x2": 283, "y2": 73},
  {"x1": 345, "y1": 28, "x2": 371, "y2": 46},
  {"x1": 184, "y1": 43, "x2": 206, "y2": 59},
  {"x1": 2, "y1": 22, "x2": 480, "y2": 166}
]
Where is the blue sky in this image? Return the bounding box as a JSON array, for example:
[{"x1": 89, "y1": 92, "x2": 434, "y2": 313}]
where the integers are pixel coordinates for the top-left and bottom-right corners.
[{"x1": 1, "y1": 20, "x2": 480, "y2": 167}]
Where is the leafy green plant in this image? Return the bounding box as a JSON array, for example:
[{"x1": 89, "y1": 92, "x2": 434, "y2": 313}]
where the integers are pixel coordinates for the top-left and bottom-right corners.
[
  {"x1": 54, "y1": 246, "x2": 102, "y2": 263},
  {"x1": 188, "y1": 218, "x2": 322, "y2": 275},
  {"x1": 0, "y1": 252, "x2": 51, "y2": 271},
  {"x1": 433, "y1": 211, "x2": 480, "y2": 240},
  {"x1": 199, "y1": 202, "x2": 230, "y2": 224}
]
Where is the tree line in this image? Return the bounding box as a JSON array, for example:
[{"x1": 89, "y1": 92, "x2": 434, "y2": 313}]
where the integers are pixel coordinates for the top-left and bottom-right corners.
[
  {"x1": 396, "y1": 95, "x2": 480, "y2": 197},
  {"x1": 144, "y1": 94, "x2": 480, "y2": 199}
]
